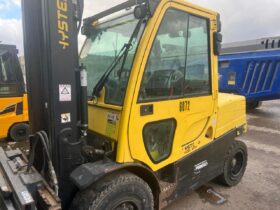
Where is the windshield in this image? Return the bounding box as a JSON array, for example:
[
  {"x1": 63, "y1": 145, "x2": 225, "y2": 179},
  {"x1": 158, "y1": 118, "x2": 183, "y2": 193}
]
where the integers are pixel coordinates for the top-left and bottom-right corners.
[{"x1": 80, "y1": 14, "x2": 143, "y2": 105}]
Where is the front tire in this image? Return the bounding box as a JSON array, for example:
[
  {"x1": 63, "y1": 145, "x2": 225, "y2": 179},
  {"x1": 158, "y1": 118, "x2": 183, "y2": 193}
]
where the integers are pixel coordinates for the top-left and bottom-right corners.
[
  {"x1": 218, "y1": 140, "x2": 248, "y2": 187},
  {"x1": 71, "y1": 172, "x2": 154, "y2": 210},
  {"x1": 9, "y1": 123, "x2": 30, "y2": 142}
]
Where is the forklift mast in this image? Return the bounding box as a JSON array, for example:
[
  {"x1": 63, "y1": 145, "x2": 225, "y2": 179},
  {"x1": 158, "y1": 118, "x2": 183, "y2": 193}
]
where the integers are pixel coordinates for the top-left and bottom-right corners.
[{"x1": 22, "y1": 0, "x2": 84, "y2": 206}]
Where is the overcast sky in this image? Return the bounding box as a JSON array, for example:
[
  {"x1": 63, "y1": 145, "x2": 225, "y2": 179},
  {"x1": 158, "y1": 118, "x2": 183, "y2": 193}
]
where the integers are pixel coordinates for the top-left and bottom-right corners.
[{"x1": 1, "y1": 0, "x2": 280, "y2": 55}]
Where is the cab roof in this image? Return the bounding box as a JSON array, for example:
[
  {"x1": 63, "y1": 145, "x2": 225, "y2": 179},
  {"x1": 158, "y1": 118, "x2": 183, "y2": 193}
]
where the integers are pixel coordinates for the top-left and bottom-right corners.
[
  {"x1": 84, "y1": 0, "x2": 218, "y2": 25},
  {"x1": 0, "y1": 44, "x2": 18, "y2": 56}
]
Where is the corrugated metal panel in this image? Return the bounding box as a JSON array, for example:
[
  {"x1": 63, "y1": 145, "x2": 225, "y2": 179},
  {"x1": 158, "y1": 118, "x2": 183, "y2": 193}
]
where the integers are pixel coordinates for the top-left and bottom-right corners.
[
  {"x1": 240, "y1": 60, "x2": 280, "y2": 94},
  {"x1": 219, "y1": 49, "x2": 280, "y2": 102}
]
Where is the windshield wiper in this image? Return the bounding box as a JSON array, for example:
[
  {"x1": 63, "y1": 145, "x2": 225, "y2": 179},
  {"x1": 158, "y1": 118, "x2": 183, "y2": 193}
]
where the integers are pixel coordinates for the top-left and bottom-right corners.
[
  {"x1": 91, "y1": 19, "x2": 143, "y2": 98},
  {"x1": 91, "y1": 43, "x2": 131, "y2": 98}
]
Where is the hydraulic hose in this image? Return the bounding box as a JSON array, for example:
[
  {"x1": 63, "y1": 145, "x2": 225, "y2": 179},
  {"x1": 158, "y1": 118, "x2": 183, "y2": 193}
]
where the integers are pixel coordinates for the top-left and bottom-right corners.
[{"x1": 27, "y1": 131, "x2": 59, "y2": 195}]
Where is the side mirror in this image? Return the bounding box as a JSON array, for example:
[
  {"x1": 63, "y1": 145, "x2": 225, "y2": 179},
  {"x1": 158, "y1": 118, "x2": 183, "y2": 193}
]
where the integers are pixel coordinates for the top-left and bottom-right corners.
[
  {"x1": 134, "y1": 5, "x2": 148, "y2": 19},
  {"x1": 81, "y1": 25, "x2": 91, "y2": 37},
  {"x1": 214, "y1": 14, "x2": 222, "y2": 55},
  {"x1": 214, "y1": 32, "x2": 223, "y2": 55}
]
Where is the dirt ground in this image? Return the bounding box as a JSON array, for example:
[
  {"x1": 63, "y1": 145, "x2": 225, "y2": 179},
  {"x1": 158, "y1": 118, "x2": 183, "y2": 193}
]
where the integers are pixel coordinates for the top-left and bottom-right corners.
[
  {"x1": 0, "y1": 100, "x2": 279, "y2": 210},
  {"x1": 166, "y1": 100, "x2": 280, "y2": 210}
]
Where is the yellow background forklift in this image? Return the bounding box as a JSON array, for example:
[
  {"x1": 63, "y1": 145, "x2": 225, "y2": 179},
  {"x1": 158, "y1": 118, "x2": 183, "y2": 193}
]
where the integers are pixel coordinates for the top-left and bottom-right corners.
[
  {"x1": 0, "y1": 0, "x2": 247, "y2": 209},
  {"x1": 0, "y1": 44, "x2": 29, "y2": 141}
]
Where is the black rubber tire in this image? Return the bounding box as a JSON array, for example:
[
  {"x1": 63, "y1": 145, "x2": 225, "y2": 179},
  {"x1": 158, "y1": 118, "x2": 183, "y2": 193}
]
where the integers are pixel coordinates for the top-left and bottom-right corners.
[
  {"x1": 218, "y1": 140, "x2": 248, "y2": 187},
  {"x1": 9, "y1": 123, "x2": 30, "y2": 142},
  {"x1": 246, "y1": 101, "x2": 261, "y2": 110},
  {"x1": 70, "y1": 172, "x2": 154, "y2": 210}
]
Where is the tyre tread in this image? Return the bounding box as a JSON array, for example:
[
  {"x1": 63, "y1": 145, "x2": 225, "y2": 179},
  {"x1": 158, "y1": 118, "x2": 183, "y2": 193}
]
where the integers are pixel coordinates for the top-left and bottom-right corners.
[
  {"x1": 218, "y1": 140, "x2": 248, "y2": 187},
  {"x1": 71, "y1": 172, "x2": 154, "y2": 210}
]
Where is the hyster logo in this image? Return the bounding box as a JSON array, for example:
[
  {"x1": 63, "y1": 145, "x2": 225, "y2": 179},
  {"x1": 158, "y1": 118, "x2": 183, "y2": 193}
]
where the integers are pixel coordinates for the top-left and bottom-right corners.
[
  {"x1": 57, "y1": 0, "x2": 69, "y2": 49},
  {"x1": 194, "y1": 160, "x2": 208, "y2": 173}
]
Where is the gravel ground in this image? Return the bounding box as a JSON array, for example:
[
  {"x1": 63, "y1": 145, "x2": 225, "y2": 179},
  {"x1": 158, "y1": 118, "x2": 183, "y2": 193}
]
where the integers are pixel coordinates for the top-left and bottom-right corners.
[
  {"x1": 1, "y1": 100, "x2": 279, "y2": 210},
  {"x1": 166, "y1": 100, "x2": 280, "y2": 210}
]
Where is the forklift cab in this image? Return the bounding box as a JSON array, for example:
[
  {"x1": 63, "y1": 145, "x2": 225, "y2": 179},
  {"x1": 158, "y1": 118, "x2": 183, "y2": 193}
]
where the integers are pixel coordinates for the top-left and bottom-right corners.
[
  {"x1": 71, "y1": 2, "x2": 246, "y2": 209},
  {"x1": 81, "y1": 0, "x2": 218, "y2": 170},
  {"x1": 0, "y1": 45, "x2": 29, "y2": 141}
]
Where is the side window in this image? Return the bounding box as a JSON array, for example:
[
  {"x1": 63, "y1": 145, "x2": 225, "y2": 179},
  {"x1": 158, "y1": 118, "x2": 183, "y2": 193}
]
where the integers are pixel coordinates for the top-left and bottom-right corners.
[
  {"x1": 139, "y1": 9, "x2": 211, "y2": 102},
  {"x1": 184, "y1": 15, "x2": 211, "y2": 96},
  {"x1": 139, "y1": 9, "x2": 188, "y2": 101},
  {"x1": 0, "y1": 53, "x2": 19, "y2": 96}
]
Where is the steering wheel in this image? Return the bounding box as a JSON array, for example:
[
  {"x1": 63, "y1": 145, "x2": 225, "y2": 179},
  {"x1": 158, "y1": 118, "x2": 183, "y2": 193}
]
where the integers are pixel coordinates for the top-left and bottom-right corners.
[
  {"x1": 117, "y1": 68, "x2": 130, "y2": 79},
  {"x1": 183, "y1": 80, "x2": 194, "y2": 94},
  {"x1": 170, "y1": 57, "x2": 182, "y2": 70},
  {"x1": 104, "y1": 78, "x2": 119, "y2": 99},
  {"x1": 168, "y1": 70, "x2": 184, "y2": 96}
]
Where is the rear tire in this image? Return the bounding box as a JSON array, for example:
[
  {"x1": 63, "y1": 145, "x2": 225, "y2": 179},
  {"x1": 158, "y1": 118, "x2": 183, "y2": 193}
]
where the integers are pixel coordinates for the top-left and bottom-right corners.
[
  {"x1": 218, "y1": 140, "x2": 248, "y2": 187},
  {"x1": 70, "y1": 172, "x2": 154, "y2": 210},
  {"x1": 9, "y1": 123, "x2": 30, "y2": 142}
]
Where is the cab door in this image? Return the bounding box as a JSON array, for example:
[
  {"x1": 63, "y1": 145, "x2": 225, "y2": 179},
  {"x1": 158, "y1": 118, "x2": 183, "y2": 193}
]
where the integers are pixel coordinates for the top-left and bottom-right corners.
[{"x1": 128, "y1": 3, "x2": 217, "y2": 171}]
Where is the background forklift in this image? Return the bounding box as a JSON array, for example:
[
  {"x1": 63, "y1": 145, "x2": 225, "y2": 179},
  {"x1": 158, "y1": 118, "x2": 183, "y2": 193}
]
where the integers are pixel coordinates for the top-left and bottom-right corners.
[
  {"x1": 0, "y1": 0, "x2": 247, "y2": 209},
  {"x1": 0, "y1": 44, "x2": 29, "y2": 141}
]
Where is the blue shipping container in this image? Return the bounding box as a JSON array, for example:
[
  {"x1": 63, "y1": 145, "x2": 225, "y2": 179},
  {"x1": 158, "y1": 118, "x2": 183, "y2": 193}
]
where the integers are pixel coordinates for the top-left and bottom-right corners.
[{"x1": 219, "y1": 37, "x2": 280, "y2": 106}]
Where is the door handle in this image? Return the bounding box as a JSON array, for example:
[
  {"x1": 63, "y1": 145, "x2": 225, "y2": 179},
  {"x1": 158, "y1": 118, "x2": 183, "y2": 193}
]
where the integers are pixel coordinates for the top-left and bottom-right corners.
[{"x1": 140, "y1": 104, "x2": 153, "y2": 116}]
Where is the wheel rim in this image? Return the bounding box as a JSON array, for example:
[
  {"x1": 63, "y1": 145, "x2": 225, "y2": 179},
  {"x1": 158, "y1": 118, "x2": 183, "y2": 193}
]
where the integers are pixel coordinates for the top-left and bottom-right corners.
[
  {"x1": 113, "y1": 198, "x2": 140, "y2": 210},
  {"x1": 114, "y1": 202, "x2": 137, "y2": 210},
  {"x1": 230, "y1": 151, "x2": 244, "y2": 177},
  {"x1": 17, "y1": 129, "x2": 27, "y2": 137}
]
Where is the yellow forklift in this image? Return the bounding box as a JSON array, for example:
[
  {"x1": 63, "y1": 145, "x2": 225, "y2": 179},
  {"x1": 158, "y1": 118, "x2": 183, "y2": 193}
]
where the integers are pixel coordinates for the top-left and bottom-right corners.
[
  {"x1": 0, "y1": 0, "x2": 247, "y2": 209},
  {"x1": 0, "y1": 44, "x2": 29, "y2": 141}
]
